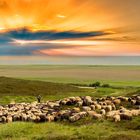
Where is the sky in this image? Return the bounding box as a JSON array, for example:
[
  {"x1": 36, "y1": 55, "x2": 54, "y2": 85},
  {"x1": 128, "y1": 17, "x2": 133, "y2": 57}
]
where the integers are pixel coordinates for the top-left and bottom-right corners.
[{"x1": 0, "y1": 0, "x2": 140, "y2": 64}]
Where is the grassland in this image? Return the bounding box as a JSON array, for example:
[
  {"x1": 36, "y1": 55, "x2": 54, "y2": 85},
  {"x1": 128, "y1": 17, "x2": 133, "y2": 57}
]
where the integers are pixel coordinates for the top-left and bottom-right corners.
[
  {"x1": 0, "y1": 65, "x2": 140, "y2": 86},
  {"x1": 0, "y1": 65, "x2": 140, "y2": 140},
  {"x1": 0, "y1": 118, "x2": 140, "y2": 140},
  {"x1": 0, "y1": 76, "x2": 139, "y2": 105}
]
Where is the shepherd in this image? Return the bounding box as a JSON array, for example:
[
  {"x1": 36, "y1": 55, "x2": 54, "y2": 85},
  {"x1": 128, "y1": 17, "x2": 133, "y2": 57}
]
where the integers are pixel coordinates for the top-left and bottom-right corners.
[{"x1": 36, "y1": 95, "x2": 42, "y2": 103}]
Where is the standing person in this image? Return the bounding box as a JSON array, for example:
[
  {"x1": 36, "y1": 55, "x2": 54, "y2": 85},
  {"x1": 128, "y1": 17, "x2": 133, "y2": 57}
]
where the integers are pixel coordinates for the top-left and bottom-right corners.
[{"x1": 37, "y1": 95, "x2": 42, "y2": 103}]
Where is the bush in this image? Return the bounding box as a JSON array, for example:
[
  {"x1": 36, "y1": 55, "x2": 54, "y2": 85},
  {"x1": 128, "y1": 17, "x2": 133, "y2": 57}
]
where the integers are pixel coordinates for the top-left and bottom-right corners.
[
  {"x1": 102, "y1": 84, "x2": 110, "y2": 88},
  {"x1": 89, "y1": 82, "x2": 101, "y2": 87}
]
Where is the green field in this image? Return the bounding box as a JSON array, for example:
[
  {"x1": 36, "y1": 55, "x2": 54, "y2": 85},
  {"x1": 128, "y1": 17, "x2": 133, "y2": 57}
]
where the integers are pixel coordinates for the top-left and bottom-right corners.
[
  {"x1": 0, "y1": 65, "x2": 140, "y2": 86},
  {"x1": 0, "y1": 65, "x2": 140, "y2": 140},
  {"x1": 0, "y1": 77, "x2": 139, "y2": 105}
]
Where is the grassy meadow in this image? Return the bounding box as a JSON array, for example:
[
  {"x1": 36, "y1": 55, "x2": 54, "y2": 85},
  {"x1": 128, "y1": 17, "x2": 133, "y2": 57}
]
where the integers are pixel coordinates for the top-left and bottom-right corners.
[
  {"x1": 0, "y1": 65, "x2": 140, "y2": 86},
  {"x1": 0, "y1": 65, "x2": 140, "y2": 140}
]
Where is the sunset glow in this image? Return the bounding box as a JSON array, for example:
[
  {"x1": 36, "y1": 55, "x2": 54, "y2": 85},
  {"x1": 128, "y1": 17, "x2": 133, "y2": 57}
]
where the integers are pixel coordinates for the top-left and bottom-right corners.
[{"x1": 0, "y1": 0, "x2": 140, "y2": 58}]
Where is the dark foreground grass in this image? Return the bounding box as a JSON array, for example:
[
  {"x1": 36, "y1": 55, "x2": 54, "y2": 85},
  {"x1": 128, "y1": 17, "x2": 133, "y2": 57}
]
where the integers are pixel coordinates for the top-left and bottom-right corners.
[
  {"x1": 0, "y1": 117, "x2": 140, "y2": 140},
  {"x1": 0, "y1": 77, "x2": 139, "y2": 104},
  {"x1": 0, "y1": 76, "x2": 81, "y2": 96}
]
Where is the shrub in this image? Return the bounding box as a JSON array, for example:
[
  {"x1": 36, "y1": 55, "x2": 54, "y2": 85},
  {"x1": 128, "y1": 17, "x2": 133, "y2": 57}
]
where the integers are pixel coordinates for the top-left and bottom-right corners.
[{"x1": 89, "y1": 82, "x2": 101, "y2": 87}]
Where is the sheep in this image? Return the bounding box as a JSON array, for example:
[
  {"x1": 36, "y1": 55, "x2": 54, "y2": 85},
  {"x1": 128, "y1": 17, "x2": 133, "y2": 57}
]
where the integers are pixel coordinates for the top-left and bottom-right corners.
[
  {"x1": 113, "y1": 114, "x2": 121, "y2": 122},
  {"x1": 29, "y1": 115, "x2": 37, "y2": 122},
  {"x1": 113, "y1": 99, "x2": 121, "y2": 105},
  {"x1": 136, "y1": 96, "x2": 140, "y2": 101},
  {"x1": 131, "y1": 109, "x2": 140, "y2": 116},
  {"x1": 13, "y1": 114, "x2": 20, "y2": 121},
  {"x1": 110, "y1": 96, "x2": 116, "y2": 100},
  {"x1": 101, "y1": 105, "x2": 107, "y2": 110},
  {"x1": 72, "y1": 107, "x2": 80, "y2": 113},
  {"x1": 92, "y1": 101, "x2": 98, "y2": 105},
  {"x1": 106, "y1": 110, "x2": 120, "y2": 119},
  {"x1": 135, "y1": 101, "x2": 140, "y2": 105},
  {"x1": 105, "y1": 105, "x2": 112, "y2": 112},
  {"x1": 92, "y1": 113, "x2": 102, "y2": 120},
  {"x1": 6, "y1": 115, "x2": 13, "y2": 123},
  {"x1": 105, "y1": 100, "x2": 112, "y2": 105},
  {"x1": 0, "y1": 106, "x2": 4, "y2": 111},
  {"x1": 60, "y1": 99, "x2": 67, "y2": 105},
  {"x1": 60, "y1": 110, "x2": 71, "y2": 120},
  {"x1": 0, "y1": 111, "x2": 3, "y2": 117},
  {"x1": 119, "y1": 107, "x2": 128, "y2": 113},
  {"x1": 118, "y1": 96, "x2": 128, "y2": 102},
  {"x1": 130, "y1": 100, "x2": 136, "y2": 105},
  {"x1": 0, "y1": 95, "x2": 139, "y2": 124},
  {"x1": 0, "y1": 117, "x2": 4, "y2": 122},
  {"x1": 90, "y1": 105, "x2": 95, "y2": 110},
  {"x1": 47, "y1": 102, "x2": 60, "y2": 108},
  {"x1": 100, "y1": 109, "x2": 106, "y2": 115},
  {"x1": 35, "y1": 116, "x2": 41, "y2": 122},
  {"x1": 120, "y1": 113, "x2": 132, "y2": 120},
  {"x1": 21, "y1": 113, "x2": 28, "y2": 121},
  {"x1": 83, "y1": 96, "x2": 93, "y2": 106},
  {"x1": 111, "y1": 103, "x2": 116, "y2": 110},
  {"x1": 75, "y1": 96, "x2": 82, "y2": 102},
  {"x1": 99, "y1": 102, "x2": 105, "y2": 106},
  {"x1": 95, "y1": 104, "x2": 102, "y2": 110},
  {"x1": 76, "y1": 101, "x2": 83, "y2": 107},
  {"x1": 78, "y1": 112, "x2": 87, "y2": 118},
  {"x1": 82, "y1": 106, "x2": 91, "y2": 112},
  {"x1": 1, "y1": 116, "x2": 7, "y2": 123},
  {"x1": 69, "y1": 114, "x2": 81, "y2": 122},
  {"x1": 87, "y1": 111, "x2": 96, "y2": 117}
]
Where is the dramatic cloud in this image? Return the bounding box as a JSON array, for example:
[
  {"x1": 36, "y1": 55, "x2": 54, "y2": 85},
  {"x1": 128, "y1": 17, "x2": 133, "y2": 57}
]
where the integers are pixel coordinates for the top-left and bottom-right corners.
[
  {"x1": 0, "y1": 28, "x2": 110, "y2": 41},
  {"x1": 0, "y1": 0, "x2": 140, "y2": 58}
]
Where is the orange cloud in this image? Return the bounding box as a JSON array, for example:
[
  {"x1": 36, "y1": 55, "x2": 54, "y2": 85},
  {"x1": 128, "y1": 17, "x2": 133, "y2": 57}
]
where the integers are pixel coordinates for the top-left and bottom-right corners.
[{"x1": 0, "y1": 0, "x2": 140, "y2": 56}]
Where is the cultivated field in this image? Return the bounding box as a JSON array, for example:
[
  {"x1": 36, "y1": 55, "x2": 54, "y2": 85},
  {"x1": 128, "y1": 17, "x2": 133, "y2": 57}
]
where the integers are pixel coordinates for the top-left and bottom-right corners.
[{"x1": 0, "y1": 65, "x2": 140, "y2": 140}]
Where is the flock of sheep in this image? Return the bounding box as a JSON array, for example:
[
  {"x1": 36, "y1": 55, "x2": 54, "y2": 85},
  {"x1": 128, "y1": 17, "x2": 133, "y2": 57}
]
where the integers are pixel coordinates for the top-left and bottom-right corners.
[{"x1": 0, "y1": 95, "x2": 140, "y2": 123}]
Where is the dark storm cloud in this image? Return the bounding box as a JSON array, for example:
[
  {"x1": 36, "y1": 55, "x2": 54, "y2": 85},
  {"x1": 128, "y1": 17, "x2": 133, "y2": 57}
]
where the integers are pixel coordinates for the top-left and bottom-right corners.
[
  {"x1": 0, "y1": 28, "x2": 112, "y2": 56},
  {"x1": 0, "y1": 28, "x2": 110, "y2": 41}
]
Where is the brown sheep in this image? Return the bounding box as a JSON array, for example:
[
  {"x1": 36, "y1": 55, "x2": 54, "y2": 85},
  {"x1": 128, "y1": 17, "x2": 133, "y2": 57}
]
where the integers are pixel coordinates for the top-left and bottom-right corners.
[{"x1": 120, "y1": 113, "x2": 132, "y2": 120}]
